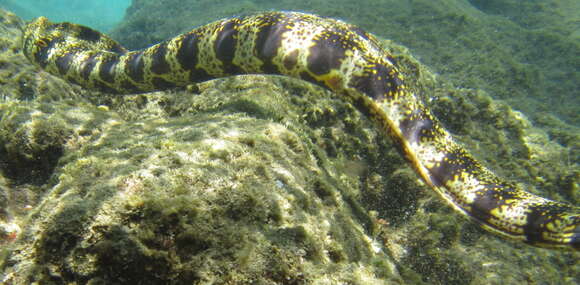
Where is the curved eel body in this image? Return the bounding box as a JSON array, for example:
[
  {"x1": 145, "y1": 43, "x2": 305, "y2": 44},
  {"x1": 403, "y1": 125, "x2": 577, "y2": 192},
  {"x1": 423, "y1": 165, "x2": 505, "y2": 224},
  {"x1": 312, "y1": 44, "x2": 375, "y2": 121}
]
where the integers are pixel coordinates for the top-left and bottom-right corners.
[{"x1": 21, "y1": 11, "x2": 578, "y2": 250}]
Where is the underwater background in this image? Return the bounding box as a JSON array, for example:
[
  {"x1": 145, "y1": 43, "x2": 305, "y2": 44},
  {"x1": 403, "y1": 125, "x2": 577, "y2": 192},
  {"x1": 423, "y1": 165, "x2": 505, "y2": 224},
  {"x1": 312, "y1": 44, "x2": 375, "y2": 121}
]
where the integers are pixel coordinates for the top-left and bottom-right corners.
[
  {"x1": 0, "y1": 0, "x2": 578, "y2": 284},
  {"x1": 0, "y1": 0, "x2": 130, "y2": 31}
]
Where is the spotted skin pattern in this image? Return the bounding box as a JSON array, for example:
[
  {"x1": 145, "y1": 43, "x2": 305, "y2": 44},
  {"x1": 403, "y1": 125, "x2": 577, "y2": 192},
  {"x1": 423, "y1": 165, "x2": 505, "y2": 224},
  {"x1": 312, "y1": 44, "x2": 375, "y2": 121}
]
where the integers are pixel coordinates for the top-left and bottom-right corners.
[{"x1": 21, "y1": 11, "x2": 579, "y2": 250}]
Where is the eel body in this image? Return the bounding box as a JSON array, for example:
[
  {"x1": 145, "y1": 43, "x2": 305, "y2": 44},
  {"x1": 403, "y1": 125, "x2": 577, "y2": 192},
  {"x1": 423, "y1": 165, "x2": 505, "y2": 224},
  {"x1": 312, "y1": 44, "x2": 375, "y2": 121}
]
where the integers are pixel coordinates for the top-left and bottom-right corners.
[{"x1": 21, "y1": 11, "x2": 579, "y2": 250}]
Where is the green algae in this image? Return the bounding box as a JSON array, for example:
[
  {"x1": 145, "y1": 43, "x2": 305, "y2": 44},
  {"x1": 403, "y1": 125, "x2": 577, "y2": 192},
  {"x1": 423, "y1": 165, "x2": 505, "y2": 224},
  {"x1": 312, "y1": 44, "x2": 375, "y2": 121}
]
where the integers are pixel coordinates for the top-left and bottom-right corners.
[
  {"x1": 0, "y1": 4, "x2": 578, "y2": 285},
  {"x1": 1, "y1": 82, "x2": 402, "y2": 283}
]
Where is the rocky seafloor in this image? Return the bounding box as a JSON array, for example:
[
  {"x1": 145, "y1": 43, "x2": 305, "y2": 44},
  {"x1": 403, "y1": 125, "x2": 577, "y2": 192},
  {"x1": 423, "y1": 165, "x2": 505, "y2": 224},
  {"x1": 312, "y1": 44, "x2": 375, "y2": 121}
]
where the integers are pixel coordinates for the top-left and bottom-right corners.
[{"x1": 0, "y1": 2, "x2": 578, "y2": 284}]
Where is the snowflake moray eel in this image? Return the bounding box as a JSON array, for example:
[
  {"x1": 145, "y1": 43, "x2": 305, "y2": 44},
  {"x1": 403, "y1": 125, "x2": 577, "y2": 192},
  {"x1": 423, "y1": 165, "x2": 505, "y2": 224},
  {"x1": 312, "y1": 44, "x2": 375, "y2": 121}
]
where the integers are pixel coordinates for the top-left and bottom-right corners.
[{"x1": 21, "y1": 11, "x2": 578, "y2": 250}]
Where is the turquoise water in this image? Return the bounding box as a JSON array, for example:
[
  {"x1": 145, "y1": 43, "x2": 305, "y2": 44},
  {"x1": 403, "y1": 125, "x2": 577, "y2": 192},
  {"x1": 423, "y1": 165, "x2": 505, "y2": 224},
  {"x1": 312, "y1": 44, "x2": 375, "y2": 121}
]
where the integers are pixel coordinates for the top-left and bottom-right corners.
[{"x1": 0, "y1": 0, "x2": 130, "y2": 31}]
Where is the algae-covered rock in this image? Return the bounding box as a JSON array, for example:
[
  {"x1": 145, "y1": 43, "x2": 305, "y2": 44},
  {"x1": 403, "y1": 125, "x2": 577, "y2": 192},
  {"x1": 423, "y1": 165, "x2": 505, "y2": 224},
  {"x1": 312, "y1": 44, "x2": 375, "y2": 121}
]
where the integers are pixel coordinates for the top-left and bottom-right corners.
[
  {"x1": 0, "y1": 6, "x2": 578, "y2": 285},
  {"x1": 1, "y1": 75, "x2": 406, "y2": 283}
]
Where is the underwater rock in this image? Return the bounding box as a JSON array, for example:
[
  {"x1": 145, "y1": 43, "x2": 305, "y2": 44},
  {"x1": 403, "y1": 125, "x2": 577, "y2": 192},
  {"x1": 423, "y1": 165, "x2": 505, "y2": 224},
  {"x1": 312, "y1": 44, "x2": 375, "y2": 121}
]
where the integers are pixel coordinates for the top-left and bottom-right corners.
[
  {"x1": 1, "y1": 75, "x2": 407, "y2": 283},
  {"x1": 0, "y1": 7, "x2": 578, "y2": 285}
]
